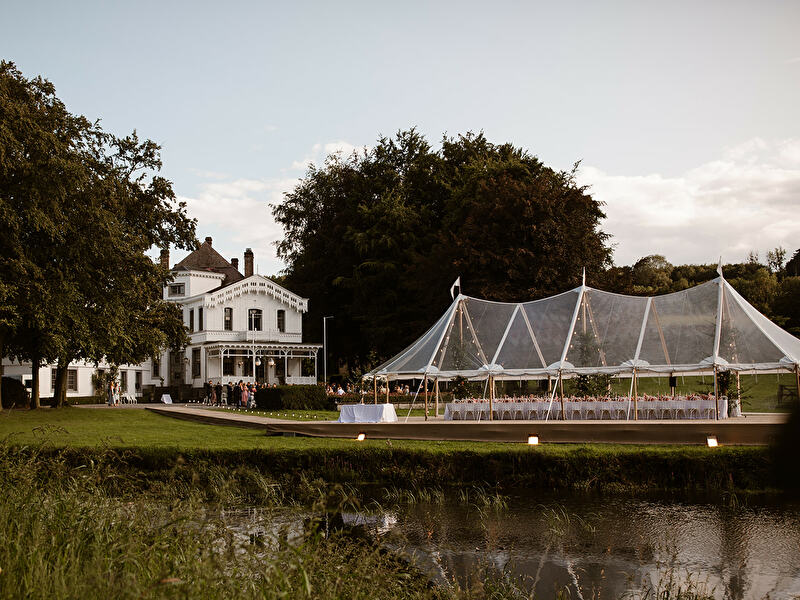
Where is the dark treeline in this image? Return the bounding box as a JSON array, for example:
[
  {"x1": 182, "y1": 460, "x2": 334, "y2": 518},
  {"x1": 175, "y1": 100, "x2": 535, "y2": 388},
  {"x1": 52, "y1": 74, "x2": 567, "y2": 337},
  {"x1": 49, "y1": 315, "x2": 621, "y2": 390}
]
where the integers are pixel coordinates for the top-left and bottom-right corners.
[
  {"x1": 603, "y1": 252, "x2": 800, "y2": 335},
  {"x1": 273, "y1": 129, "x2": 612, "y2": 376},
  {"x1": 272, "y1": 130, "x2": 799, "y2": 377}
]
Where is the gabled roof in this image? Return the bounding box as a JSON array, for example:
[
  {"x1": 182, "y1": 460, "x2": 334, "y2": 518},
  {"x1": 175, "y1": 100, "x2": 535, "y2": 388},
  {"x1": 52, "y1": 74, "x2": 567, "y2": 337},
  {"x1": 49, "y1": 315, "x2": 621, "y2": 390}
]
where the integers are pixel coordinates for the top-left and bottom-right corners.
[
  {"x1": 173, "y1": 239, "x2": 243, "y2": 288},
  {"x1": 206, "y1": 274, "x2": 309, "y2": 313}
]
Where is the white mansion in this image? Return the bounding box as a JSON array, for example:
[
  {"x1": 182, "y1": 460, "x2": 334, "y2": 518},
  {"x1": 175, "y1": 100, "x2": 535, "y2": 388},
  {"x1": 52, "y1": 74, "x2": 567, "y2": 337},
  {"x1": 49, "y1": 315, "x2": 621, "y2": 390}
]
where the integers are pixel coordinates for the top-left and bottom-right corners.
[{"x1": 3, "y1": 237, "x2": 321, "y2": 400}]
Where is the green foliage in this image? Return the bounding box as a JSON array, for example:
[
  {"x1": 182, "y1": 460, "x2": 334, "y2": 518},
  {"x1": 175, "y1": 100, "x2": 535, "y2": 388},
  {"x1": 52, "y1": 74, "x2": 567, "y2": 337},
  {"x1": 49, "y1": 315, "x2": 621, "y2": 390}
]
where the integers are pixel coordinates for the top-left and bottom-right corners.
[
  {"x1": 255, "y1": 385, "x2": 335, "y2": 411},
  {"x1": 0, "y1": 61, "x2": 195, "y2": 408},
  {"x1": 273, "y1": 129, "x2": 612, "y2": 372},
  {"x1": 1, "y1": 376, "x2": 29, "y2": 409}
]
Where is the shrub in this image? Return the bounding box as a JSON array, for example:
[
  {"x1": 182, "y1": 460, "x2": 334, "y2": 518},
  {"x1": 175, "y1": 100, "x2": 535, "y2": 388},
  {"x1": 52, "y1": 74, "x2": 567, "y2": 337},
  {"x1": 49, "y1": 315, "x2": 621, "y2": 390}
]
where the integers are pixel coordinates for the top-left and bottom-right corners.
[
  {"x1": 255, "y1": 385, "x2": 335, "y2": 411},
  {"x1": 2, "y1": 377, "x2": 30, "y2": 409}
]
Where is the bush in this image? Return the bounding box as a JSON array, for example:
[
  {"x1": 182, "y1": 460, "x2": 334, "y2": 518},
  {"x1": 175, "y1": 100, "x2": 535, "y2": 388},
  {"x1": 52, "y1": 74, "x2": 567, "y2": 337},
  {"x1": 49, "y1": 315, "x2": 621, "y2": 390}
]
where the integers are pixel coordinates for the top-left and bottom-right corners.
[
  {"x1": 2, "y1": 377, "x2": 30, "y2": 409},
  {"x1": 255, "y1": 385, "x2": 335, "y2": 411}
]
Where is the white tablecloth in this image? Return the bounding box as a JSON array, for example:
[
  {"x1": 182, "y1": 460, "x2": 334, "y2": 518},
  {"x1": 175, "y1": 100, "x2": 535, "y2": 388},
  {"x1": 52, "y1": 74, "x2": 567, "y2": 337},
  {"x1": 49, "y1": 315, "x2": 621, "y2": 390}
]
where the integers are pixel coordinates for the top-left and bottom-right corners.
[
  {"x1": 444, "y1": 397, "x2": 728, "y2": 421},
  {"x1": 338, "y1": 403, "x2": 398, "y2": 423}
]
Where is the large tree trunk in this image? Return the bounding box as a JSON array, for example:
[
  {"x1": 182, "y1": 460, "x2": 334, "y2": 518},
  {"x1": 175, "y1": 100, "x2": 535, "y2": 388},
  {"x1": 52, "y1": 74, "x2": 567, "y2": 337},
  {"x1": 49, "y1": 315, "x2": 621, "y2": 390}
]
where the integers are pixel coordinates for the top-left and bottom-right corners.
[
  {"x1": 53, "y1": 358, "x2": 69, "y2": 408},
  {"x1": 30, "y1": 352, "x2": 41, "y2": 410}
]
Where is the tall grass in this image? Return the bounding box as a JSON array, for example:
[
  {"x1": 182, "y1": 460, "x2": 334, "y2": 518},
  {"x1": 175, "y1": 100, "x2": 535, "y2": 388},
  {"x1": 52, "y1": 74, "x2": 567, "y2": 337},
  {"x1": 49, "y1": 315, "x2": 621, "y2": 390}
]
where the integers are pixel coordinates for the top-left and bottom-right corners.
[{"x1": 0, "y1": 444, "x2": 447, "y2": 600}]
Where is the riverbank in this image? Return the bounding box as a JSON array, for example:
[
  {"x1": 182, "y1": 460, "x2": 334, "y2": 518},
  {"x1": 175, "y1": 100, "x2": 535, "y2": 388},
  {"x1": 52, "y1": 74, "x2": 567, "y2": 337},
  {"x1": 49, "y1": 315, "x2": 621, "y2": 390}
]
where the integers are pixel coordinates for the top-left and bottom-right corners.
[{"x1": 0, "y1": 407, "x2": 781, "y2": 492}]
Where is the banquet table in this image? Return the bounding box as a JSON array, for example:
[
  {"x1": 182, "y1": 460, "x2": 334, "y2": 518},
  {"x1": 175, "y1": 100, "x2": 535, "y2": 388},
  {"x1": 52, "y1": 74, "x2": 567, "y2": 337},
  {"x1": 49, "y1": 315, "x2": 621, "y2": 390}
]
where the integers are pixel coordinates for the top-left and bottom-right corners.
[
  {"x1": 444, "y1": 397, "x2": 728, "y2": 421},
  {"x1": 338, "y1": 403, "x2": 398, "y2": 423}
]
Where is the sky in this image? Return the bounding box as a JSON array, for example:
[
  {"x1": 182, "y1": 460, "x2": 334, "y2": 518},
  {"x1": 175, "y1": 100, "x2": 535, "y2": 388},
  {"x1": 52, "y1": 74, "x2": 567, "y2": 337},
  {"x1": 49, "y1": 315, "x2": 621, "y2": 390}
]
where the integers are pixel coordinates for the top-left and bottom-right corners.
[{"x1": 2, "y1": 0, "x2": 799, "y2": 275}]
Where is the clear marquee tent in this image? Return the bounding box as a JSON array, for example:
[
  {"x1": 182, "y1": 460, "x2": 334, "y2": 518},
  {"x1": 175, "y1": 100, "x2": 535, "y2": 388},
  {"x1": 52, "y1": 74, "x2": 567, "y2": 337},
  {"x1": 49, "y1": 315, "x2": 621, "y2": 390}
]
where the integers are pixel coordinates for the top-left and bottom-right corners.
[{"x1": 365, "y1": 272, "x2": 800, "y2": 385}]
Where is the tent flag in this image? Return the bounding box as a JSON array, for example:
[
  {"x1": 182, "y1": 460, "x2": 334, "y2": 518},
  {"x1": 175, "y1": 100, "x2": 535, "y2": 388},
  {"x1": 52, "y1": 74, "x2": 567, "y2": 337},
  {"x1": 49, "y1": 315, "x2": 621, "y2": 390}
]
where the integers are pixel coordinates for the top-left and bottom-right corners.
[
  {"x1": 450, "y1": 276, "x2": 461, "y2": 299},
  {"x1": 365, "y1": 277, "x2": 800, "y2": 382}
]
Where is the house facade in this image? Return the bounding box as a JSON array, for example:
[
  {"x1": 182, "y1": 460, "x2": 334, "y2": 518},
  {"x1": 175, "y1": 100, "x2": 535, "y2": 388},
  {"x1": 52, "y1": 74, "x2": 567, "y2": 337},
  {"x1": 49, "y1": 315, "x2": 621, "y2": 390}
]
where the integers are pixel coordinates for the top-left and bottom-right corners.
[{"x1": 2, "y1": 237, "x2": 320, "y2": 400}]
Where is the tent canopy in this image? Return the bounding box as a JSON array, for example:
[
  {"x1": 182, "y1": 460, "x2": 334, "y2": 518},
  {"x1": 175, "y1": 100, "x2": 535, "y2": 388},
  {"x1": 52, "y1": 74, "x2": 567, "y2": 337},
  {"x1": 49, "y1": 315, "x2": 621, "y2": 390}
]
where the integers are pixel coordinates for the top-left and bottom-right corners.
[{"x1": 366, "y1": 276, "x2": 800, "y2": 381}]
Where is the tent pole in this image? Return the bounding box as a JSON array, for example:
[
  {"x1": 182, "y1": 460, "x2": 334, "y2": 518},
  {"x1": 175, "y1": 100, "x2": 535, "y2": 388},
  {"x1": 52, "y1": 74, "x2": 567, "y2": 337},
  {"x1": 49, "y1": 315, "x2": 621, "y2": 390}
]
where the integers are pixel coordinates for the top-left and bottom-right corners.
[
  {"x1": 372, "y1": 377, "x2": 376, "y2": 405},
  {"x1": 385, "y1": 376, "x2": 389, "y2": 404},
  {"x1": 435, "y1": 378, "x2": 440, "y2": 417},
  {"x1": 559, "y1": 373, "x2": 565, "y2": 420},
  {"x1": 713, "y1": 367, "x2": 719, "y2": 420},
  {"x1": 736, "y1": 370, "x2": 741, "y2": 413},
  {"x1": 795, "y1": 364, "x2": 800, "y2": 407},
  {"x1": 424, "y1": 375, "x2": 429, "y2": 420},
  {"x1": 489, "y1": 375, "x2": 494, "y2": 421},
  {"x1": 633, "y1": 368, "x2": 638, "y2": 421}
]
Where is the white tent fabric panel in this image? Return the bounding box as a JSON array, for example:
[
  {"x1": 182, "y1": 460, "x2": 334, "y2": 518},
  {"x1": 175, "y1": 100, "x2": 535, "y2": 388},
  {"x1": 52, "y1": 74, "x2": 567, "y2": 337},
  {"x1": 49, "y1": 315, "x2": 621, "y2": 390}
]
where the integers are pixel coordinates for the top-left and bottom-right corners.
[{"x1": 366, "y1": 276, "x2": 800, "y2": 381}]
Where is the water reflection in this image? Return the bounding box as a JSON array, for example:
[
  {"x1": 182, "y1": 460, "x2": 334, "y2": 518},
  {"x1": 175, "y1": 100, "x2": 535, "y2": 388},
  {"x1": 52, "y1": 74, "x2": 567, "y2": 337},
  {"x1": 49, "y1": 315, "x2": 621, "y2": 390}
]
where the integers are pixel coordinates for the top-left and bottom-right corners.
[
  {"x1": 348, "y1": 492, "x2": 800, "y2": 600},
  {"x1": 214, "y1": 494, "x2": 800, "y2": 599}
]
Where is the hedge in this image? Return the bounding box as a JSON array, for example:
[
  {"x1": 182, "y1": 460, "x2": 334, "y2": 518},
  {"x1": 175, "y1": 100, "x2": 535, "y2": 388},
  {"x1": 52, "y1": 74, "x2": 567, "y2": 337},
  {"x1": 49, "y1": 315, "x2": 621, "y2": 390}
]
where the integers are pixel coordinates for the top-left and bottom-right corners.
[{"x1": 255, "y1": 385, "x2": 335, "y2": 411}]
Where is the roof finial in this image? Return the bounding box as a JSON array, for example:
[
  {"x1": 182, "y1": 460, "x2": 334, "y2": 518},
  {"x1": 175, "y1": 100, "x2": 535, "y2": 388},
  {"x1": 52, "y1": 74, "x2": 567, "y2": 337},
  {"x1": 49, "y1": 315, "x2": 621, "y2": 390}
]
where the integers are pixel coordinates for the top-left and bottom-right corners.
[
  {"x1": 582, "y1": 267, "x2": 586, "y2": 287},
  {"x1": 717, "y1": 256, "x2": 723, "y2": 278}
]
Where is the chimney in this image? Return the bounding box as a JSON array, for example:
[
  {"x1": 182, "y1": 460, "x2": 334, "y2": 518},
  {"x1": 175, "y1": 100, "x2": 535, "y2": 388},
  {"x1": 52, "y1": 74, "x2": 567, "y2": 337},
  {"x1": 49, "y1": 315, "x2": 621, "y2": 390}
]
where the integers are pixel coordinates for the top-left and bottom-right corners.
[
  {"x1": 159, "y1": 248, "x2": 170, "y2": 269},
  {"x1": 231, "y1": 257, "x2": 239, "y2": 271},
  {"x1": 205, "y1": 236, "x2": 212, "y2": 246},
  {"x1": 244, "y1": 248, "x2": 254, "y2": 277}
]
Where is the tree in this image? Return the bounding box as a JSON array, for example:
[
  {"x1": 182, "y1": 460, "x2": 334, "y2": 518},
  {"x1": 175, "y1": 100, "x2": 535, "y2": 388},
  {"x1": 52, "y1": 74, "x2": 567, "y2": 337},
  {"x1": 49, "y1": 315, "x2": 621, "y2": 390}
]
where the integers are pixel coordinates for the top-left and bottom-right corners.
[
  {"x1": 631, "y1": 255, "x2": 673, "y2": 295},
  {"x1": 0, "y1": 62, "x2": 195, "y2": 408},
  {"x1": 784, "y1": 248, "x2": 800, "y2": 277},
  {"x1": 273, "y1": 130, "x2": 612, "y2": 371},
  {"x1": 767, "y1": 246, "x2": 787, "y2": 276}
]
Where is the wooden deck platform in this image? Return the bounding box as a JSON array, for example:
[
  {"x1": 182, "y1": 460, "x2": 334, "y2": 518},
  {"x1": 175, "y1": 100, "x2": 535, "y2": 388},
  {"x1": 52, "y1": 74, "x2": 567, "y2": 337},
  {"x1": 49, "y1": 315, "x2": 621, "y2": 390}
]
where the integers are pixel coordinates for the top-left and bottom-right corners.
[{"x1": 146, "y1": 406, "x2": 787, "y2": 445}]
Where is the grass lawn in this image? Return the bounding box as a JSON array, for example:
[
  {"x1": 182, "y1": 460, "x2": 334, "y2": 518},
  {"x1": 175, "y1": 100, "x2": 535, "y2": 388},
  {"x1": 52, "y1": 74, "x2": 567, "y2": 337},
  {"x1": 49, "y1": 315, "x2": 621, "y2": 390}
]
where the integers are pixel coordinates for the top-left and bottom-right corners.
[{"x1": 0, "y1": 406, "x2": 738, "y2": 457}]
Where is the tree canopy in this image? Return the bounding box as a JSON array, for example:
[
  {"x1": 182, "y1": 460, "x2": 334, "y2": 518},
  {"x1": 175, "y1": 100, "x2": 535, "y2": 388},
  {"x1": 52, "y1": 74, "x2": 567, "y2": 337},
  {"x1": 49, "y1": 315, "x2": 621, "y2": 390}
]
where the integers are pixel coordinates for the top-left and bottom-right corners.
[
  {"x1": 273, "y1": 130, "x2": 612, "y2": 376},
  {"x1": 0, "y1": 61, "x2": 196, "y2": 407}
]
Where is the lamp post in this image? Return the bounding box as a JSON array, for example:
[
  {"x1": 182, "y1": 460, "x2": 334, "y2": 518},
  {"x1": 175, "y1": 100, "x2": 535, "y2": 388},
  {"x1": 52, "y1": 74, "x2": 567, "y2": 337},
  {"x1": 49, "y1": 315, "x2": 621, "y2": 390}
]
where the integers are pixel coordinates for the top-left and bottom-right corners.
[{"x1": 323, "y1": 315, "x2": 334, "y2": 384}]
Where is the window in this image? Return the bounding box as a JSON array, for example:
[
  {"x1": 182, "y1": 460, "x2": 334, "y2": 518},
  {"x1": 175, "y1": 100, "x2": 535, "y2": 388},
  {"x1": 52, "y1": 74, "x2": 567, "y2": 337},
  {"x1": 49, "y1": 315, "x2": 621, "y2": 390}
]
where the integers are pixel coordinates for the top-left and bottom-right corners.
[
  {"x1": 135, "y1": 371, "x2": 142, "y2": 392},
  {"x1": 192, "y1": 348, "x2": 201, "y2": 378},
  {"x1": 169, "y1": 283, "x2": 185, "y2": 297},
  {"x1": 189, "y1": 309, "x2": 194, "y2": 332},
  {"x1": 198, "y1": 307, "x2": 204, "y2": 331},
  {"x1": 120, "y1": 371, "x2": 128, "y2": 393},
  {"x1": 277, "y1": 309, "x2": 286, "y2": 333},
  {"x1": 224, "y1": 307, "x2": 233, "y2": 331},
  {"x1": 51, "y1": 368, "x2": 78, "y2": 392},
  {"x1": 67, "y1": 370, "x2": 77, "y2": 392},
  {"x1": 223, "y1": 356, "x2": 235, "y2": 376},
  {"x1": 152, "y1": 358, "x2": 160, "y2": 378},
  {"x1": 248, "y1": 308, "x2": 262, "y2": 331}
]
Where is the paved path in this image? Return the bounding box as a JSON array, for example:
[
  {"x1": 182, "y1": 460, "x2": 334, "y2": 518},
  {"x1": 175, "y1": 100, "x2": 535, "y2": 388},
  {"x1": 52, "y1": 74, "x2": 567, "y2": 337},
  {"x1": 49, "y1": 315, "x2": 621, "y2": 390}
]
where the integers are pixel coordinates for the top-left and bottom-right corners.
[{"x1": 144, "y1": 404, "x2": 788, "y2": 445}]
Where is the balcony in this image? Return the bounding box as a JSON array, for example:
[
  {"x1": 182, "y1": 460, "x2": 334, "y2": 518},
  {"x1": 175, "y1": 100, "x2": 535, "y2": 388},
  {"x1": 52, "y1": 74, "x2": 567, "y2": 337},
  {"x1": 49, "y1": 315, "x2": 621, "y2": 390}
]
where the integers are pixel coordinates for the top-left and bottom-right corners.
[{"x1": 189, "y1": 329, "x2": 302, "y2": 345}]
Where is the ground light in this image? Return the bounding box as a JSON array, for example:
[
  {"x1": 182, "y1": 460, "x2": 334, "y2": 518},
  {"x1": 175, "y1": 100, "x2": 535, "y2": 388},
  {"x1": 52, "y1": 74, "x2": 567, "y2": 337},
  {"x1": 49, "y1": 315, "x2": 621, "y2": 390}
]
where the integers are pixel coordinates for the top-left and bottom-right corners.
[
  {"x1": 527, "y1": 435, "x2": 539, "y2": 445},
  {"x1": 706, "y1": 435, "x2": 719, "y2": 447},
  {"x1": 356, "y1": 432, "x2": 366, "y2": 442}
]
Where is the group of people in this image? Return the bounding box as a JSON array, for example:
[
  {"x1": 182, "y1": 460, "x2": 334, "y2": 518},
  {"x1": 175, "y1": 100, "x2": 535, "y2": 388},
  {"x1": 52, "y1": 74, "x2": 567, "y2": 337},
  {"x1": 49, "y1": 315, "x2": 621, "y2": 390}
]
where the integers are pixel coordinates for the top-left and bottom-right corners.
[
  {"x1": 325, "y1": 383, "x2": 413, "y2": 396},
  {"x1": 325, "y1": 383, "x2": 353, "y2": 396},
  {"x1": 203, "y1": 380, "x2": 277, "y2": 409},
  {"x1": 106, "y1": 380, "x2": 121, "y2": 406}
]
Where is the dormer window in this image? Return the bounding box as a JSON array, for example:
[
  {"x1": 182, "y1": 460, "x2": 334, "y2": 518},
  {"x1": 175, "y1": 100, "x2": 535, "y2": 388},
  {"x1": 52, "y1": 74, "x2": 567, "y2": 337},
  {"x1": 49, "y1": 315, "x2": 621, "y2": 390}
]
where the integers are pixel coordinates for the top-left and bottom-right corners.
[
  {"x1": 248, "y1": 309, "x2": 262, "y2": 331},
  {"x1": 169, "y1": 283, "x2": 185, "y2": 297},
  {"x1": 277, "y1": 309, "x2": 286, "y2": 333}
]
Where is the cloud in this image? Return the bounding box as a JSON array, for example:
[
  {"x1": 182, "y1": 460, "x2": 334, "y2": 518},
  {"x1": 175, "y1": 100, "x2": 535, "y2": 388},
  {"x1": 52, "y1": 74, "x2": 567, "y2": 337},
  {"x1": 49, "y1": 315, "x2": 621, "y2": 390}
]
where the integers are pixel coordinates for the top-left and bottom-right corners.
[
  {"x1": 578, "y1": 138, "x2": 800, "y2": 266},
  {"x1": 176, "y1": 176, "x2": 298, "y2": 276}
]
